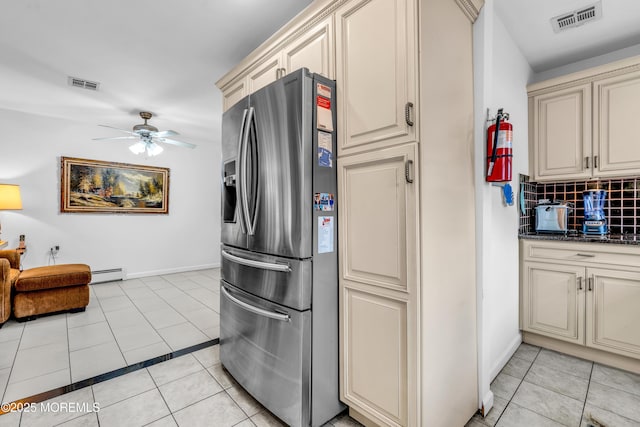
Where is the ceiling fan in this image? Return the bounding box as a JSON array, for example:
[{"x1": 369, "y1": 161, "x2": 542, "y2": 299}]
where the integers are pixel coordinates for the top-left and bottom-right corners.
[{"x1": 94, "y1": 111, "x2": 196, "y2": 156}]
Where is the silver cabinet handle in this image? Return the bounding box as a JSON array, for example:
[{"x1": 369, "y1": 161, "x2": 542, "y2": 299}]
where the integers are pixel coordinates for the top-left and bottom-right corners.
[
  {"x1": 588, "y1": 276, "x2": 594, "y2": 291},
  {"x1": 275, "y1": 68, "x2": 280, "y2": 79},
  {"x1": 585, "y1": 157, "x2": 590, "y2": 169},
  {"x1": 405, "y1": 102, "x2": 414, "y2": 126},
  {"x1": 577, "y1": 276, "x2": 583, "y2": 291},
  {"x1": 221, "y1": 250, "x2": 291, "y2": 272},
  {"x1": 405, "y1": 159, "x2": 414, "y2": 183},
  {"x1": 576, "y1": 253, "x2": 595, "y2": 257},
  {"x1": 594, "y1": 155, "x2": 599, "y2": 169},
  {"x1": 222, "y1": 286, "x2": 290, "y2": 322}
]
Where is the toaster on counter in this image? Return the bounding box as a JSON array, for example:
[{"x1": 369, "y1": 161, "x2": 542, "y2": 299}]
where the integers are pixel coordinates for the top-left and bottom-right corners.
[{"x1": 535, "y1": 201, "x2": 572, "y2": 233}]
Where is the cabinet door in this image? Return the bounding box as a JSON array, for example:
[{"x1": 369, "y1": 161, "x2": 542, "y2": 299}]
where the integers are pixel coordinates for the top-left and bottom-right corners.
[
  {"x1": 222, "y1": 78, "x2": 247, "y2": 112},
  {"x1": 282, "y1": 16, "x2": 334, "y2": 79},
  {"x1": 338, "y1": 144, "x2": 418, "y2": 292},
  {"x1": 587, "y1": 268, "x2": 640, "y2": 358},
  {"x1": 522, "y1": 262, "x2": 585, "y2": 345},
  {"x1": 335, "y1": 0, "x2": 418, "y2": 155},
  {"x1": 247, "y1": 54, "x2": 281, "y2": 94},
  {"x1": 533, "y1": 84, "x2": 591, "y2": 181},
  {"x1": 594, "y1": 71, "x2": 640, "y2": 177},
  {"x1": 338, "y1": 143, "x2": 418, "y2": 426}
]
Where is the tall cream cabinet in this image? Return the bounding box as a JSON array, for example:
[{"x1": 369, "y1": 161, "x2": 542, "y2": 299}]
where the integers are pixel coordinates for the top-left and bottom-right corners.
[
  {"x1": 521, "y1": 240, "x2": 640, "y2": 374},
  {"x1": 529, "y1": 56, "x2": 640, "y2": 181},
  {"x1": 338, "y1": 143, "x2": 419, "y2": 426},
  {"x1": 216, "y1": 1, "x2": 482, "y2": 425}
]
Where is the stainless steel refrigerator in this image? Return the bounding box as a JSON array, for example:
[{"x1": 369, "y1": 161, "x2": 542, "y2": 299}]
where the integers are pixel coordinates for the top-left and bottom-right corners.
[{"x1": 219, "y1": 68, "x2": 344, "y2": 427}]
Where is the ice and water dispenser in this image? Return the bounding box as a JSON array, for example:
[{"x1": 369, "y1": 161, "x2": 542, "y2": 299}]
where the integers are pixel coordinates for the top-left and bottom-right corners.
[{"x1": 223, "y1": 160, "x2": 237, "y2": 223}]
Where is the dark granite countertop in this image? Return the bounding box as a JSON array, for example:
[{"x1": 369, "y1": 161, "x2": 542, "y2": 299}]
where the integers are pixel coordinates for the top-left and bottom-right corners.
[{"x1": 519, "y1": 232, "x2": 640, "y2": 245}]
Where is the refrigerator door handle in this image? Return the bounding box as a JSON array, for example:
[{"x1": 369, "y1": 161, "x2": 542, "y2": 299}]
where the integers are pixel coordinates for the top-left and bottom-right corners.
[
  {"x1": 221, "y1": 250, "x2": 292, "y2": 272},
  {"x1": 222, "y1": 286, "x2": 291, "y2": 322},
  {"x1": 241, "y1": 107, "x2": 256, "y2": 235},
  {"x1": 237, "y1": 108, "x2": 249, "y2": 234}
]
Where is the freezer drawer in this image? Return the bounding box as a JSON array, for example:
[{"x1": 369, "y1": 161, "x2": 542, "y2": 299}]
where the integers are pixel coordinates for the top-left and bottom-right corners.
[
  {"x1": 220, "y1": 281, "x2": 311, "y2": 427},
  {"x1": 221, "y1": 245, "x2": 312, "y2": 310}
]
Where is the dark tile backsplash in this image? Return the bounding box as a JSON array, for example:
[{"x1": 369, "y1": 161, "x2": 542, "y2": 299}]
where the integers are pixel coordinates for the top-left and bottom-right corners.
[{"x1": 519, "y1": 176, "x2": 640, "y2": 235}]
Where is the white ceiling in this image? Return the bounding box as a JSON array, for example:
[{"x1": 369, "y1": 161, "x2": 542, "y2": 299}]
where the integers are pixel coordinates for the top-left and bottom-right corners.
[
  {"x1": 495, "y1": 0, "x2": 640, "y2": 72},
  {"x1": 3, "y1": 0, "x2": 640, "y2": 151},
  {"x1": 0, "y1": 0, "x2": 313, "y2": 148}
]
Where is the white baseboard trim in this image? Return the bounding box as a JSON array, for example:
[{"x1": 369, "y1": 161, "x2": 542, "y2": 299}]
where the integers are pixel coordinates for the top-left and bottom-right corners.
[
  {"x1": 489, "y1": 332, "x2": 523, "y2": 382},
  {"x1": 481, "y1": 390, "x2": 494, "y2": 417},
  {"x1": 126, "y1": 263, "x2": 220, "y2": 280}
]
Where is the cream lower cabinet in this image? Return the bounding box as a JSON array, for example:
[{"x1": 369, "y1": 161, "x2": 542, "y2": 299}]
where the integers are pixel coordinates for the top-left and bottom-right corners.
[
  {"x1": 338, "y1": 143, "x2": 419, "y2": 427},
  {"x1": 522, "y1": 261, "x2": 585, "y2": 345},
  {"x1": 587, "y1": 268, "x2": 640, "y2": 358},
  {"x1": 521, "y1": 240, "x2": 640, "y2": 361}
]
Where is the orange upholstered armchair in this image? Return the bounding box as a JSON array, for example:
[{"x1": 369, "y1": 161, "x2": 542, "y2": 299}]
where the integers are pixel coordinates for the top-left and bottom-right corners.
[{"x1": 0, "y1": 249, "x2": 21, "y2": 327}]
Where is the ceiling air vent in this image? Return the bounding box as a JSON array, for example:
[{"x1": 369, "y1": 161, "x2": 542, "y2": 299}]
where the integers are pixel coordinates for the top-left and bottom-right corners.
[
  {"x1": 551, "y1": 1, "x2": 602, "y2": 33},
  {"x1": 67, "y1": 76, "x2": 100, "y2": 91}
]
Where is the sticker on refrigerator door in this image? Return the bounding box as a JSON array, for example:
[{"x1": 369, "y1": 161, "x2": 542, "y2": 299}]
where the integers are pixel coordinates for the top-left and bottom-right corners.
[
  {"x1": 317, "y1": 83, "x2": 332, "y2": 99},
  {"x1": 318, "y1": 131, "x2": 333, "y2": 167},
  {"x1": 316, "y1": 96, "x2": 334, "y2": 131},
  {"x1": 318, "y1": 216, "x2": 334, "y2": 254},
  {"x1": 314, "y1": 193, "x2": 334, "y2": 211}
]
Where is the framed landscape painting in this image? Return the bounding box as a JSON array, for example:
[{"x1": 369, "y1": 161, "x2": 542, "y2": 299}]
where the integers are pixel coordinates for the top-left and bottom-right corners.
[{"x1": 60, "y1": 157, "x2": 170, "y2": 214}]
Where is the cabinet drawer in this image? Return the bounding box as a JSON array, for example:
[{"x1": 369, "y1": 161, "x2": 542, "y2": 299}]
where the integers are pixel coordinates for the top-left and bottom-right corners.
[{"x1": 522, "y1": 240, "x2": 640, "y2": 270}]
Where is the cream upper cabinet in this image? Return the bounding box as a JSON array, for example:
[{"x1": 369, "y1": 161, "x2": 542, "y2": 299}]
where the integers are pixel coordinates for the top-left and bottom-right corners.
[
  {"x1": 335, "y1": 0, "x2": 418, "y2": 155},
  {"x1": 222, "y1": 79, "x2": 247, "y2": 112},
  {"x1": 532, "y1": 84, "x2": 591, "y2": 181},
  {"x1": 246, "y1": 54, "x2": 282, "y2": 94},
  {"x1": 219, "y1": 14, "x2": 335, "y2": 112},
  {"x1": 338, "y1": 143, "x2": 419, "y2": 427},
  {"x1": 522, "y1": 261, "x2": 585, "y2": 345},
  {"x1": 529, "y1": 57, "x2": 640, "y2": 181},
  {"x1": 593, "y1": 71, "x2": 640, "y2": 177},
  {"x1": 587, "y1": 268, "x2": 640, "y2": 359},
  {"x1": 282, "y1": 16, "x2": 334, "y2": 79}
]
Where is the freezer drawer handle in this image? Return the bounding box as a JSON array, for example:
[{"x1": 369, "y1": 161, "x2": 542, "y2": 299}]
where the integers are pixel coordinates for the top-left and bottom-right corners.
[
  {"x1": 221, "y1": 250, "x2": 291, "y2": 273},
  {"x1": 222, "y1": 286, "x2": 290, "y2": 322}
]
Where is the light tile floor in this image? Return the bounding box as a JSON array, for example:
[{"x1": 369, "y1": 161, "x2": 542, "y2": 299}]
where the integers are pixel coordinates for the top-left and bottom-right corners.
[
  {"x1": 0, "y1": 345, "x2": 361, "y2": 427},
  {"x1": 0, "y1": 269, "x2": 221, "y2": 403},
  {"x1": 466, "y1": 342, "x2": 640, "y2": 427}
]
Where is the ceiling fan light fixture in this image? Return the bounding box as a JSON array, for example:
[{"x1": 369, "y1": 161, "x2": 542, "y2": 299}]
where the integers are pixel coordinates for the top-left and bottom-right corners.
[
  {"x1": 147, "y1": 143, "x2": 164, "y2": 156},
  {"x1": 129, "y1": 141, "x2": 146, "y2": 155},
  {"x1": 96, "y1": 111, "x2": 196, "y2": 155}
]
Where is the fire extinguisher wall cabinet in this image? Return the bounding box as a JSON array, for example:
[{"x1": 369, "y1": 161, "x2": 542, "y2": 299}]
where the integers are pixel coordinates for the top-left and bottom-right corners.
[{"x1": 486, "y1": 109, "x2": 513, "y2": 182}]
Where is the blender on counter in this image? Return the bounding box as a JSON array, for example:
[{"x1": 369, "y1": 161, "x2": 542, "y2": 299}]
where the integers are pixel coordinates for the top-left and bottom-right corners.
[{"x1": 582, "y1": 189, "x2": 608, "y2": 235}]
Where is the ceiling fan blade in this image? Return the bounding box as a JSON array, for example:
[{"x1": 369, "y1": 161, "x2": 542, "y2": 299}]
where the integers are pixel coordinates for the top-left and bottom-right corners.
[
  {"x1": 93, "y1": 136, "x2": 138, "y2": 141},
  {"x1": 156, "y1": 137, "x2": 197, "y2": 149},
  {"x1": 152, "y1": 130, "x2": 179, "y2": 138},
  {"x1": 98, "y1": 124, "x2": 136, "y2": 135}
]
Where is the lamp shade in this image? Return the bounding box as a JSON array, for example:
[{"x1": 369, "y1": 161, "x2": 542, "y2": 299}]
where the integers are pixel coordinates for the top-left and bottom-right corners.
[{"x1": 0, "y1": 184, "x2": 22, "y2": 210}]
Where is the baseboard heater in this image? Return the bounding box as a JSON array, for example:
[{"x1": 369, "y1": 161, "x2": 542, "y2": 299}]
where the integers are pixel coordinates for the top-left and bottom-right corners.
[{"x1": 90, "y1": 268, "x2": 124, "y2": 284}]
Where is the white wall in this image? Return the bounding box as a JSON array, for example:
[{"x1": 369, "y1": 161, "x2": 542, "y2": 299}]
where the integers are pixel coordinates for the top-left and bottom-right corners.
[
  {"x1": 0, "y1": 108, "x2": 220, "y2": 277},
  {"x1": 532, "y1": 42, "x2": 640, "y2": 83},
  {"x1": 474, "y1": 0, "x2": 533, "y2": 411}
]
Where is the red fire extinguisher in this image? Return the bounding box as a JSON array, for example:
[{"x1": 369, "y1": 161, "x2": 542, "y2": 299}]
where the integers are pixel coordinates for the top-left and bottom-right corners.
[{"x1": 486, "y1": 108, "x2": 512, "y2": 182}]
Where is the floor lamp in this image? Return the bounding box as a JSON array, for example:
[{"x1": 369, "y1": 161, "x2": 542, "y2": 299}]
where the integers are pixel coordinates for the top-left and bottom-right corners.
[{"x1": 0, "y1": 184, "x2": 23, "y2": 246}]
